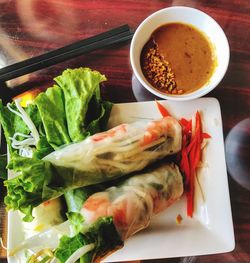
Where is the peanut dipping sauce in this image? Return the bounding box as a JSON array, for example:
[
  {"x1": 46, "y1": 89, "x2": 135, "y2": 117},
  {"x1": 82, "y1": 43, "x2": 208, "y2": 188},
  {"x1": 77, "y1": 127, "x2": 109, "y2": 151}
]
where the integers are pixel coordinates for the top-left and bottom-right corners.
[{"x1": 141, "y1": 23, "x2": 217, "y2": 94}]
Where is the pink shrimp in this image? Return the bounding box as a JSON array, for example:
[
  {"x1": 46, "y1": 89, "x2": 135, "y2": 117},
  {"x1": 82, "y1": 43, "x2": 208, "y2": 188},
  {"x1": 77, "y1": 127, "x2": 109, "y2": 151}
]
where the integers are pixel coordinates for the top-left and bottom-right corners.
[
  {"x1": 92, "y1": 124, "x2": 127, "y2": 142},
  {"x1": 141, "y1": 117, "x2": 177, "y2": 146},
  {"x1": 81, "y1": 191, "x2": 142, "y2": 238}
]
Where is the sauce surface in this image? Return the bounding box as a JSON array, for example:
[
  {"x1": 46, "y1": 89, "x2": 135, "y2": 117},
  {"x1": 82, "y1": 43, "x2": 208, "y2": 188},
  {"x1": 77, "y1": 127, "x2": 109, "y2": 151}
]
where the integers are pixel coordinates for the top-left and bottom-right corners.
[{"x1": 141, "y1": 23, "x2": 216, "y2": 94}]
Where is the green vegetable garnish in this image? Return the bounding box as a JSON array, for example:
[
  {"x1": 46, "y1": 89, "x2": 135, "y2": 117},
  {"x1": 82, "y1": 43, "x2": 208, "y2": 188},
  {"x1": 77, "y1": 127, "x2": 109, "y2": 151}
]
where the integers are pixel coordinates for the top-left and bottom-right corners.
[
  {"x1": 0, "y1": 99, "x2": 52, "y2": 158},
  {"x1": 34, "y1": 84, "x2": 71, "y2": 149},
  {"x1": 54, "y1": 67, "x2": 110, "y2": 142},
  {"x1": 55, "y1": 217, "x2": 123, "y2": 263}
]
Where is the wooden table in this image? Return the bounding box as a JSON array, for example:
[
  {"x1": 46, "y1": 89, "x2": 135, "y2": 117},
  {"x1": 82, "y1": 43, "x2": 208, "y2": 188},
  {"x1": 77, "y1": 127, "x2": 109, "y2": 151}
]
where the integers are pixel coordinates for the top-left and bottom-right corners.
[{"x1": 0, "y1": 0, "x2": 250, "y2": 262}]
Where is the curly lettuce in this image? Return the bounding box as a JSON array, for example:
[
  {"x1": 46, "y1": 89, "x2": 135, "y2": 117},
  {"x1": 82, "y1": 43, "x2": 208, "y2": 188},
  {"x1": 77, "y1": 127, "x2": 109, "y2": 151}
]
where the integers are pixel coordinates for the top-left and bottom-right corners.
[
  {"x1": 34, "y1": 85, "x2": 71, "y2": 149},
  {"x1": 0, "y1": 100, "x2": 53, "y2": 158},
  {"x1": 54, "y1": 67, "x2": 110, "y2": 142},
  {"x1": 4, "y1": 155, "x2": 57, "y2": 221}
]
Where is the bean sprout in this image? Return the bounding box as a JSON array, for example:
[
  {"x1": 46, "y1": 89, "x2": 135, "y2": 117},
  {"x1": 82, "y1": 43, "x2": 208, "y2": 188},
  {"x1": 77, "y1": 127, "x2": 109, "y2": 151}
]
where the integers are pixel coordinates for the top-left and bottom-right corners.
[{"x1": 7, "y1": 99, "x2": 40, "y2": 156}]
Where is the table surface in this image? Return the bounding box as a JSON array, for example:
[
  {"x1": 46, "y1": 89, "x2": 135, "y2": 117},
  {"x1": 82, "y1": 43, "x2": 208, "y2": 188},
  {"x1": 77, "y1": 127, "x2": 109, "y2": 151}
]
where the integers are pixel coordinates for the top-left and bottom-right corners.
[{"x1": 0, "y1": 0, "x2": 250, "y2": 262}]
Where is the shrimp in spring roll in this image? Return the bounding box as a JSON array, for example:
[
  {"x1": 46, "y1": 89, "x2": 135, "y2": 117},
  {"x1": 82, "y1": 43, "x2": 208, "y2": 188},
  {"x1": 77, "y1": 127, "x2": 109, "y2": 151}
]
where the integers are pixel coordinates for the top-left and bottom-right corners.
[{"x1": 9, "y1": 163, "x2": 183, "y2": 263}]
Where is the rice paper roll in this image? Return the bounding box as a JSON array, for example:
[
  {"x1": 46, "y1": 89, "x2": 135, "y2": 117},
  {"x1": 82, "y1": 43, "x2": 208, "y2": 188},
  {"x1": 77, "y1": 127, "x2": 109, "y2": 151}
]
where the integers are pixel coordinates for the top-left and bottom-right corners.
[
  {"x1": 81, "y1": 162, "x2": 183, "y2": 240},
  {"x1": 44, "y1": 116, "x2": 182, "y2": 184}
]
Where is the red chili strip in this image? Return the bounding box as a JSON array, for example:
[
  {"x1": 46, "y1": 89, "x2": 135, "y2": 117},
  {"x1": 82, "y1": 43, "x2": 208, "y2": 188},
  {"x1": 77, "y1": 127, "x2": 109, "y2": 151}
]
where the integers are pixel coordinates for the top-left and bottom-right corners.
[
  {"x1": 155, "y1": 101, "x2": 171, "y2": 117},
  {"x1": 179, "y1": 111, "x2": 211, "y2": 218},
  {"x1": 202, "y1": 132, "x2": 211, "y2": 139}
]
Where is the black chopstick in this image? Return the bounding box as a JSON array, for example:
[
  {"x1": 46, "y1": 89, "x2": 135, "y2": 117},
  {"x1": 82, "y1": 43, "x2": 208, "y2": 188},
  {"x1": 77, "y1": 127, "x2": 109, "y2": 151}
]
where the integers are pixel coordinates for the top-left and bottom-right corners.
[{"x1": 0, "y1": 24, "x2": 133, "y2": 82}]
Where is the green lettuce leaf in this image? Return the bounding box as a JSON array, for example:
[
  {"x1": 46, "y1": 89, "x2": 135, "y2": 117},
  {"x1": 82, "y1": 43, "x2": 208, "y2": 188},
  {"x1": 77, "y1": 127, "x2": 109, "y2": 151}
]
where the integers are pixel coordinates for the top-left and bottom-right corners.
[
  {"x1": 0, "y1": 100, "x2": 53, "y2": 159},
  {"x1": 32, "y1": 136, "x2": 55, "y2": 160},
  {"x1": 4, "y1": 154, "x2": 62, "y2": 221},
  {"x1": 34, "y1": 85, "x2": 71, "y2": 149},
  {"x1": 64, "y1": 185, "x2": 104, "y2": 234},
  {"x1": 67, "y1": 212, "x2": 85, "y2": 235},
  {"x1": 54, "y1": 67, "x2": 107, "y2": 142},
  {"x1": 0, "y1": 100, "x2": 28, "y2": 155},
  {"x1": 55, "y1": 232, "x2": 93, "y2": 263},
  {"x1": 0, "y1": 68, "x2": 112, "y2": 158},
  {"x1": 85, "y1": 99, "x2": 113, "y2": 135},
  {"x1": 34, "y1": 68, "x2": 112, "y2": 148},
  {"x1": 0, "y1": 154, "x2": 7, "y2": 179},
  {"x1": 55, "y1": 217, "x2": 123, "y2": 263},
  {"x1": 64, "y1": 187, "x2": 93, "y2": 234}
]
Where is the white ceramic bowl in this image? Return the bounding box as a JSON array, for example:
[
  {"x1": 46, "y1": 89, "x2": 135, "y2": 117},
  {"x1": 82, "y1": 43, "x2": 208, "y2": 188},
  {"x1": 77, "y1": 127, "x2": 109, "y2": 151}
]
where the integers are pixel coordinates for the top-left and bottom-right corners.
[{"x1": 130, "y1": 6, "x2": 230, "y2": 101}]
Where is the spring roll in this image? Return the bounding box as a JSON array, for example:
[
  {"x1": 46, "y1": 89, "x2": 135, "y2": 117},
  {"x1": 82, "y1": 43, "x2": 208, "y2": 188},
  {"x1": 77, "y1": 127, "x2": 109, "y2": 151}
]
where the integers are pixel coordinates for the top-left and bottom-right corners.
[
  {"x1": 44, "y1": 116, "x2": 182, "y2": 180},
  {"x1": 57, "y1": 162, "x2": 184, "y2": 263},
  {"x1": 80, "y1": 162, "x2": 183, "y2": 240}
]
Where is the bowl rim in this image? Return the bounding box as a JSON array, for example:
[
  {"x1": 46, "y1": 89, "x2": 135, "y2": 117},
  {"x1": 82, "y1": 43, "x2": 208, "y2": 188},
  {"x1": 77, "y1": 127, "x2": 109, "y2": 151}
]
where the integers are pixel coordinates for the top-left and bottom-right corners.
[{"x1": 130, "y1": 6, "x2": 230, "y2": 101}]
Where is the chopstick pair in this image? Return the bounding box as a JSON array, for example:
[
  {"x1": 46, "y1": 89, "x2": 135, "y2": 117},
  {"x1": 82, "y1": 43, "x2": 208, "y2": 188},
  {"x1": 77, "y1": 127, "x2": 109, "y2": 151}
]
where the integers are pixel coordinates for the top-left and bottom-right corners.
[{"x1": 0, "y1": 24, "x2": 133, "y2": 83}]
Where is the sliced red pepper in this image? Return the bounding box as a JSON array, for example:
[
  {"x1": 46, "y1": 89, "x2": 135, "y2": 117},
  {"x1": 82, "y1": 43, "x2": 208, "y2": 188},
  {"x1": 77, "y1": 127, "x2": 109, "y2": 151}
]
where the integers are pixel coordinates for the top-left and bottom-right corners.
[
  {"x1": 190, "y1": 142, "x2": 200, "y2": 172},
  {"x1": 179, "y1": 118, "x2": 189, "y2": 126},
  {"x1": 155, "y1": 101, "x2": 171, "y2": 117},
  {"x1": 179, "y1": 118, "x2": 192, "y2": 142},
  {"x1": 186, "y1": 137, "x2": 196, "y2": 153},
  {"x1": 187, "y1": 187, "x2": 194, "y2": 217},
  {"x1": 195, "y1": 111, "x2": 202, "y2": 140},
  {"x1": 186, "y1": 112, "x2": 203, "y2": 217},
  {"x1": 202, "y1": 132, "x2": 211, "y2": 139},
  {"x1": 180, "y1": 118, "x2": 192, "y2": 132},
  {"x1": 181, "y1": 147, "x2": 190, "y2": 187},
  {"x1": 177, "y1": 111, "x2": 210, "y2": 217},
  {"x1": 180, "y1": 111, "x2": 210, "y2": 217}
]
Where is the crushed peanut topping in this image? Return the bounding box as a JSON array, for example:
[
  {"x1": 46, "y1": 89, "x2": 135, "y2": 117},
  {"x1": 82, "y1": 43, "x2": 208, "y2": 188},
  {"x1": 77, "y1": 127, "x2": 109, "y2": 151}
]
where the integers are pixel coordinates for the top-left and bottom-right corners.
[{"x1": 141, "y1": 40, "x2": 183, "y2": 95}]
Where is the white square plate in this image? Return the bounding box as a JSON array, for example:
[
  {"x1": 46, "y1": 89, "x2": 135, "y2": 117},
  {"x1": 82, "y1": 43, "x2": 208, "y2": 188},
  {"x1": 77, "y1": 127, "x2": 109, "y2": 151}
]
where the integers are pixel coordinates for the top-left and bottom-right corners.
[{"x1": 8, "y1": 98, "x2": 235, "y2": 262}]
